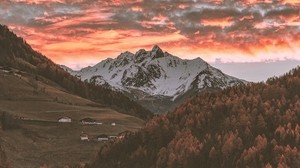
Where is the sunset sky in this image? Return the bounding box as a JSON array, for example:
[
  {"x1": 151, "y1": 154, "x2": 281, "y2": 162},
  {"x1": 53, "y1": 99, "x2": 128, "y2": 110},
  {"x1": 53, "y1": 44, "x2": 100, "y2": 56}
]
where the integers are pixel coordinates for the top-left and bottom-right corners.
[{"x1": 0, "y1": 0, "x2": 300, "y2": 75}]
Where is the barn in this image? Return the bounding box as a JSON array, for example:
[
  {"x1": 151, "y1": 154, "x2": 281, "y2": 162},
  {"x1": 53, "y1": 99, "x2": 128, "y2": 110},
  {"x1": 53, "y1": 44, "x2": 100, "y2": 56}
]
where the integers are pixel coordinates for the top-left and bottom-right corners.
[
  {"x1": 97, "y1": 134, "x2": 109, "y2": 142},
  {"x1": 58, "y1": 117, "x2": 72, "y2": 123},
  {"x1": 80, "y1": 133, "x2": 89, "y2": 141}
]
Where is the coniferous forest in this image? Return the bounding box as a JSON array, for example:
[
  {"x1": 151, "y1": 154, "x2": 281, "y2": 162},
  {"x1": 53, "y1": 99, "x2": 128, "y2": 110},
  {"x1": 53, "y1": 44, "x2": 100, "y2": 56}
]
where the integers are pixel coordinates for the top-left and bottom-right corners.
[{"x1": 88, "y1": 67, "x2": 300, "y2": 168}]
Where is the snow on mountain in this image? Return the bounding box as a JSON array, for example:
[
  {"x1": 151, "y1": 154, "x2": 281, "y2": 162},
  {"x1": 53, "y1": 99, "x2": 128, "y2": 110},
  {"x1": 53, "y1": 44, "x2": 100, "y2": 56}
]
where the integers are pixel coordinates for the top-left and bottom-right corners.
[{"x1": 66, "y1": 45, "x2": 246, "y2": 102}]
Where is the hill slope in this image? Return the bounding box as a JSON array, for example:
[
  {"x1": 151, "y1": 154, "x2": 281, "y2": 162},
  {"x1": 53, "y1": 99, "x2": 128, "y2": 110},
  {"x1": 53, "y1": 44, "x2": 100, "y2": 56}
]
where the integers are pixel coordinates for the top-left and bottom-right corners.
[
  {"x1": 0, "y1": 24, "x2": 153, "y2": 120},
  {"x1": 0, "y1": 144, "x2": 8, "y2": 168},
  {"x1": 0, "y1": 68, "x2": 145, "y2": 167},
  {"x1": 65, "y1": 45, "x2": 246, "y2": 113},
  {"x1": 88, "y1": 66, "x2": 300, "y2": 168},
  {"x1": 0, "y1": 23, "x2": 150, "y2": 167}
]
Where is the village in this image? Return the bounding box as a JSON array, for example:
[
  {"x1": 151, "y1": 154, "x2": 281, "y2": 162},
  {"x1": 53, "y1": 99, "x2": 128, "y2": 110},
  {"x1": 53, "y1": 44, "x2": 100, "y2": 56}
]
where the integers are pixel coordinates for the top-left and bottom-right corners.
[
  {"x1": 0, "y1": 66, "x2": 136, "y2": 143},
  {"x1": 61, "y1": 117, "x2": 133, "y2": 142},
  {"x1": 17, "y1": 116, "x2": 135, "y2": 143}
]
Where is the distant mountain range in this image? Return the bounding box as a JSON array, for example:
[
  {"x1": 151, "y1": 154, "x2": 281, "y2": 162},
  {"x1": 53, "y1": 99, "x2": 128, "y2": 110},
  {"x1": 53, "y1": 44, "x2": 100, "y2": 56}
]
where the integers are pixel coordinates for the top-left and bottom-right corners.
[{"x1": 63, "y1": 45, "x2": 247, "y2": 113}]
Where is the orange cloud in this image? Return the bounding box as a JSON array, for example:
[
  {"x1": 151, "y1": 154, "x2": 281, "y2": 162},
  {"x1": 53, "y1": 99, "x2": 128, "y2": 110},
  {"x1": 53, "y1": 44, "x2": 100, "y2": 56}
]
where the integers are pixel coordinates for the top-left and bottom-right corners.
[
  {"x1": 2, "y1": 0, "x2": 300, "y2": 70},
  {"x1": 244, "y1": 0, "x2": 273, "y2": 5},
  {"x1": 25, "y1": 29, "x2": 186, "y2": 66},
  {"x1": 131, "y1": 6, "x2": 143, "y2": 12},
  {"x1": 201, "y1": 17, "x2": 234, "y2": 28},
  {"x1": 281, "y1": 0, "x2": 300, "y2": 5},
  {"x1": 178, "y1": 4, "x2": 189, "y2": 9},
  {"x1": 14, "y1": 0, "x2": 66, "y2": 4}
]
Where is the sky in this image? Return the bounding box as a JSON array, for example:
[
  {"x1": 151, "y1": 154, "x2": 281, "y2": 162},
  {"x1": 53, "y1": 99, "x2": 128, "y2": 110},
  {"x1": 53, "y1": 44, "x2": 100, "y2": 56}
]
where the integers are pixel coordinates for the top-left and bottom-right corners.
[
  {"x1": 0, "y1": 0, "x2": 300, "y2": 81},
  {"x1": 212, "y1": 59, "x2": 300, "y2": 82}
]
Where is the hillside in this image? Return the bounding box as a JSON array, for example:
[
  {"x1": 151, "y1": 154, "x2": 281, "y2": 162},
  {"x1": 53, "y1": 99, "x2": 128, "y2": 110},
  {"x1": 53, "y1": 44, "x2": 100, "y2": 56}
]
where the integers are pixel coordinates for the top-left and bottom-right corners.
[
  {"x1": 0, "y1": 65, "x2": 145, "y2": 167},
  {"x1": 0, "y1": 24, "x2": 150, "y2": 167},
  {"x1": 88, "y1": 66, "x2": 300, "y2": 168},
  {"x1": 0, "y1": 144, "x2": 8, "y2": 168},
  {"x1": 65, "y1": 45, "x2": 246, "y2": 113},
  {"x1": 0, "y1": 24, "x2": 153, "y2": 120}
]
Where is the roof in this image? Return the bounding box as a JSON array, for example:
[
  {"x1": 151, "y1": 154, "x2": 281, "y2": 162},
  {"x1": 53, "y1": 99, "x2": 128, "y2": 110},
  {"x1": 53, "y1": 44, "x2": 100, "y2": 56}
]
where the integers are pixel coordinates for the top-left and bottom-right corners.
[
  {"x1": 97, "y1": 134, "x2": 108, "y2": 138},
  {"x1": 80, "y1": 133, "x2": 88, "y2": 137},
  {"x1": 80, "y1": 117, "x2": 96, "y2": 122}
]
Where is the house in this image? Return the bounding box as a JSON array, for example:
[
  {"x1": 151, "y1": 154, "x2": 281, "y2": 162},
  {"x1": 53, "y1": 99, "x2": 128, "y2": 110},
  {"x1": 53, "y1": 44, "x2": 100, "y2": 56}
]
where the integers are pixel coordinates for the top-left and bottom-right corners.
[
  {"x1": 80, "y1": 117, "x2": 97, "y2": 125},
  {"x1": 97, "y1": 134, "x2": 109, "y2": 142},
  {"x1": 80, "y1": 133, "x2": 89, "y2": 141},
  {"x1": 58, "y1": 117, "x2": 72, "y2": 123},
  {"x1": 111, "y1": 122, "x2": 116, "y2": 126},
  {"x1": 118, "y1": 130, "x2": 133, "y2": 139}
]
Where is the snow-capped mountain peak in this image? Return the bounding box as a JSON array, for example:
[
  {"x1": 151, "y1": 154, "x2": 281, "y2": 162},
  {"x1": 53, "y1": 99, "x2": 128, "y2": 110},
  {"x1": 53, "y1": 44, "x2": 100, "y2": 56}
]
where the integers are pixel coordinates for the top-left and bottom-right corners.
[
  {"x1": 151, "y1": 45, "x2": 165, "y2": 59},
  {"x1": 64, "y1": 45, "x2": 246, "y2": 112}
]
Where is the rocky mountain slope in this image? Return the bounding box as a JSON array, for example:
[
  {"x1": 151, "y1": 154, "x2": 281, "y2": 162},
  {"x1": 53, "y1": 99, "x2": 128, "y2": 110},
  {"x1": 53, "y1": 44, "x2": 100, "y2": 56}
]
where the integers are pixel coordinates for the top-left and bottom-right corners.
[{"x1": 65, "y1": 45, "x2": 246, "y2": 113}]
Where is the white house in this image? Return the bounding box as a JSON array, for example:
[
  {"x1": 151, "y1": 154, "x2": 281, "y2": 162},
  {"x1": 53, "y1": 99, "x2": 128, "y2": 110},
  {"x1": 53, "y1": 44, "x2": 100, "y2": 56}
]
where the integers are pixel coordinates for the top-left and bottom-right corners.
[
  {"x1": 97, "y1": 134, "x2": 109, "y2": 142},
  {"x1": 111, "y1": 122, "x2": 116, "y2": 126},
  {"x1": 80, "y1": 133, "x2": 89, "y2": 141},
  {"x1": 58, "y1": 117, "x2": 72, "y2": 123}
]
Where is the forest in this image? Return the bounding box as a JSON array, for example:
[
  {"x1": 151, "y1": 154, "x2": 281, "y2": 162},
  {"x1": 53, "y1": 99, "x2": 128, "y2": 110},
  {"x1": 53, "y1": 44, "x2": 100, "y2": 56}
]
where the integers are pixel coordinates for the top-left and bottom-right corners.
[{"x1": 88, "y1": 67, "x2": 300, "y2": 168}]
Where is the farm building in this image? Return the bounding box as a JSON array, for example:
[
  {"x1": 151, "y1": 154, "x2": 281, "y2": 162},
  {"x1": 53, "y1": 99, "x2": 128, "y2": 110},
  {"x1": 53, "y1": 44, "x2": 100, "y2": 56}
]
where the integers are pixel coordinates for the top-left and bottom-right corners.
[
  {"x1": 97, "y1": 134, "x2": 109, "y2": 142},
  {"x1": 80, "y1": 117, "x2": 97, "y2": 125},
  {"x1": 58, "y1": 117, "x2": 72, "y2": 123}
]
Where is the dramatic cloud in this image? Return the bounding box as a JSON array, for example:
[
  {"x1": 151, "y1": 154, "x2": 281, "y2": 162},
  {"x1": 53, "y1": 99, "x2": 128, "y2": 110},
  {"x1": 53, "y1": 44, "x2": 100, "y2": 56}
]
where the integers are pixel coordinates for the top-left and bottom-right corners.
[{"x1": 0, "y1": 0, "x2": 299, "y2": 69}]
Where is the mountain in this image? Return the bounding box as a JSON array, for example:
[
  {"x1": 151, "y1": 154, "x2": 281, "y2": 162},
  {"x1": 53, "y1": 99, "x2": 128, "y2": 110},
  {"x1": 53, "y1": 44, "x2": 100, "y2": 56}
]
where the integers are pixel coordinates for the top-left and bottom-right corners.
[
  {"x1": 88, "y1": 66, "x2": 300, "y2": 168},
  {"x1": 60, "y1": 65, "x2": 74, "y2": 74},
  {"x1": 65, "y1": 45, "x2": 246, "y2": 113},
  {"x1": 0, "y1": 24, "x2": 152, "y2": 120},
  {"x1": 0, "y1": 24, "x2": 149, "y2": 167}
]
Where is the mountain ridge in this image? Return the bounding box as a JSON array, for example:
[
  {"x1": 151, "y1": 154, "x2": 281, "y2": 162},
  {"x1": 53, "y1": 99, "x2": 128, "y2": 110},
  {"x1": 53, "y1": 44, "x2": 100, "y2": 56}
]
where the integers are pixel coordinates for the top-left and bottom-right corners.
[{"x1": 63, "y1": 45, "x2": 247, "y2": 113}]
